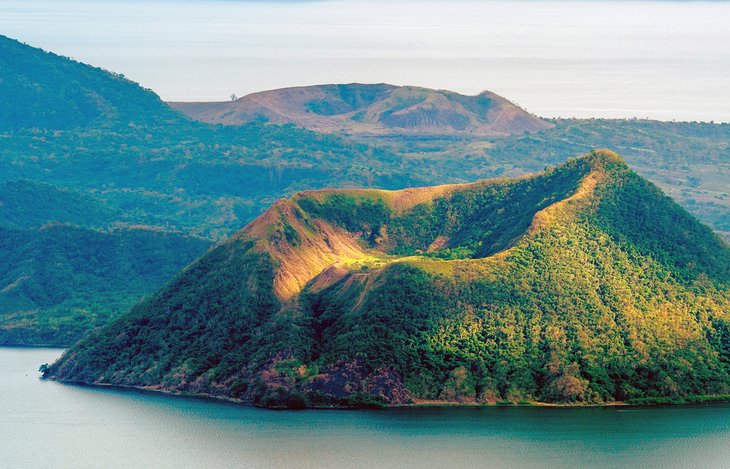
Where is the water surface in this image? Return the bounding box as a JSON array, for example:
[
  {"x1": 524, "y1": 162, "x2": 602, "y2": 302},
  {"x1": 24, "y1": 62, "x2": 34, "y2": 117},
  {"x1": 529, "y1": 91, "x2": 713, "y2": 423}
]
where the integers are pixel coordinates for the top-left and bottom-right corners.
[
  {"x1": 3, "y1": 347, "x2": 730, "y2": 468},
  {"x1": 1, "y1": 0, "x2": 729, "y2": 121}
]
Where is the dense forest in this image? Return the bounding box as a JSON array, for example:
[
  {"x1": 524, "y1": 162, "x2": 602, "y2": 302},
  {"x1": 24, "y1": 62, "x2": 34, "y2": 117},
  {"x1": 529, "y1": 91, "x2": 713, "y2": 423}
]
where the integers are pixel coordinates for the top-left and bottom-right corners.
[
  {"x1": 45, "y1": 152, "x2": 730, "y2": 407},
  {"x1": 0, "y1": 35, "x2": 179, "y2": 130},
  {"x1": 0, "y1": 225, "x2": 210, "y2": 345},
  {"x1": 1, "y1": 34, "x2": 727, "y2": 346}
]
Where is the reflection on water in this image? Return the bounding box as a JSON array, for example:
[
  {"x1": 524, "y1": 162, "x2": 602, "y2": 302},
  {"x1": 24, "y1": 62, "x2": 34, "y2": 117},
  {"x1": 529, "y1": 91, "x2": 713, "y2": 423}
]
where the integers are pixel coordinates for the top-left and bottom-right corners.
[
  {"x1": 3, "y1": 347, "x2": 730, "y2": 468},
  {"x1": 1, "y1": 1, "x2": 729, "y2": 121}
]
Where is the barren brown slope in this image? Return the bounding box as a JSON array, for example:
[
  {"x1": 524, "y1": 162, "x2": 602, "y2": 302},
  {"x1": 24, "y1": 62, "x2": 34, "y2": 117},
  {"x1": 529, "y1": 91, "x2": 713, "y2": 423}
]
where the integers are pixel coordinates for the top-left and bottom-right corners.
[{"x1": 169, "y1": 83, "x2": 551, "y2": 136}]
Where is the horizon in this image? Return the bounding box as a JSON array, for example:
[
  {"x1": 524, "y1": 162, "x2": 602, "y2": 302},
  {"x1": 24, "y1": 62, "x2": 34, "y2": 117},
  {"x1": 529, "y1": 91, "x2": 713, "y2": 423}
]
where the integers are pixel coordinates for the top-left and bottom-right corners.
[{"x1": 2, "y1": 0, "x2": 729, "y2": 122}]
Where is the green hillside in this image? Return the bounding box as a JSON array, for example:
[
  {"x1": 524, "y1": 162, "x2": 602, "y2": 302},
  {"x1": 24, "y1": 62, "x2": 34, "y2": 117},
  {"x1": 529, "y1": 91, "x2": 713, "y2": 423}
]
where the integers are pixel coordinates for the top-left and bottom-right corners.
[
  {"x1": 0, "y1": 35, "x2": 179, "y2": 130},
  {"x1": 0, "y1": 180, "x2": 117, "y2": 229},
  {"x1": 45, "y1": 151, "x2": 730, "y2": 407},
  {"x1": 0, "y1": 36, "x2": 410, "y2": 345},
  {"x1": 362, "y1": 119, "x2": 730, "y2": 242},
  {"x1": 2, "y1": 36, "x2": 726, "y2": 243},
  {"x1": 0, "y1": 121, "x2": 411, "y2": 240},
  {"x1": 0, "y1": 225, "x2": 210, "y2": 345},
  {"x1": 0, "y1": 36, "x2": 414, "y2": 242},
  {"x1": 1, "y1": 35, "x2": 727, "y2": 347}
]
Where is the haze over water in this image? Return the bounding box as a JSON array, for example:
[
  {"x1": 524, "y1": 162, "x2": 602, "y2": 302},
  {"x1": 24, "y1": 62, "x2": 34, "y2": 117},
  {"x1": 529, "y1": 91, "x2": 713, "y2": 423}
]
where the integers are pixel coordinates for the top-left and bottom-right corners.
[{"x1": 2, "y1": 0, "x2": 729, "y2": 122}]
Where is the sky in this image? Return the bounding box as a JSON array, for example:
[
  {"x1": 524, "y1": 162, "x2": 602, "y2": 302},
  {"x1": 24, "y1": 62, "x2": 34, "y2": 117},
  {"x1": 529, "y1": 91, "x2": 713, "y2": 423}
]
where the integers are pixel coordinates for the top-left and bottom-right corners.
[{"x1": 2, "y1": 0, "x2": 729, "y2": 121}]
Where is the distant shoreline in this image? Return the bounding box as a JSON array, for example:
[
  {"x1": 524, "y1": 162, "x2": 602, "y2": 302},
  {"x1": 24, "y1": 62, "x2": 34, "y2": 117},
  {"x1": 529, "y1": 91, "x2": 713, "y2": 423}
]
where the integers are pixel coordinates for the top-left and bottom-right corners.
[{"x1": 0, "y1": 344, "x2": 67, "y2": 350}]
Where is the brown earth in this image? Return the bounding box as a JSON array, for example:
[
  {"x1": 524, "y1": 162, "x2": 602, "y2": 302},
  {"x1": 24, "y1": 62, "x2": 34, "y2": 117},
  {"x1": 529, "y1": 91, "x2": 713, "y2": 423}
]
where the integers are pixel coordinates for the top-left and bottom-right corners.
[{"x1": 170, "y1": 83, "x2": 552, "y2": 137}]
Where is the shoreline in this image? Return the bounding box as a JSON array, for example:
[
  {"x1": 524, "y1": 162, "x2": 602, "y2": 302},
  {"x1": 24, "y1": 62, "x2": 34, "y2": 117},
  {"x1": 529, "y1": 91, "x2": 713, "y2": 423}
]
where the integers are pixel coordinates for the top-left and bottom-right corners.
[
  {"x1": 45, "y1": 377, "x2": 730, "y2": 411},
  {"x1": 0, "y1": 344, "x2": 68, "y2": 350}
]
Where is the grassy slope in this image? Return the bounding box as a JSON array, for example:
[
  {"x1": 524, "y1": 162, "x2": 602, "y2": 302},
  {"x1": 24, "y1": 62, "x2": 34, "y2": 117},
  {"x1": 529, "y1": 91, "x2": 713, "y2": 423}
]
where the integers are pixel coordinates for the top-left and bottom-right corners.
[
  {"x1": 45, "y1": 151, "x2": 730, "y2": 407},
  {"x1": 367, "y1": 119, "x2": 730, "y2": 241}
]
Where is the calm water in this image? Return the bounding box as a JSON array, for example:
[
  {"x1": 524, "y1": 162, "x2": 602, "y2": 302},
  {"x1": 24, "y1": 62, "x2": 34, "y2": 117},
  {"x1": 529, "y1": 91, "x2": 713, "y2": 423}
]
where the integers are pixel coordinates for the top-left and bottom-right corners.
[
  {"x1": 1, "y1": 0, "x2": 729, "y2": 121},
  {"x1": 3, "y1": 348, "x2": 730, "y2": 468}
]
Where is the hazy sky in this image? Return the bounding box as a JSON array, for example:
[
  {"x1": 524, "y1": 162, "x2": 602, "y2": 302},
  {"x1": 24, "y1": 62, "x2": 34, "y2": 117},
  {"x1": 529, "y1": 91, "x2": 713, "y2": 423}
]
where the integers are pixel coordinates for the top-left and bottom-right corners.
[{"x1": 2, "y1": 0, "x2": 729, "y2": 121}]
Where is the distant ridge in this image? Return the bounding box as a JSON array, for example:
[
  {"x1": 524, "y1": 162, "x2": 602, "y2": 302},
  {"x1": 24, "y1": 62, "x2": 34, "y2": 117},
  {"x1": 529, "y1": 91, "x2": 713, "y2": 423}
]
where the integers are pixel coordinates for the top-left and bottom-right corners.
[{"x1": 170, "y1": 84, "x2": 552, "y2": 136}]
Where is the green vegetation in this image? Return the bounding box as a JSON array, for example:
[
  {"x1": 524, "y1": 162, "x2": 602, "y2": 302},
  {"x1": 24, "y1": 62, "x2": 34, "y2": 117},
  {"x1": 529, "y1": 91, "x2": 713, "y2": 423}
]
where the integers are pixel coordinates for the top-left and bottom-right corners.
[
  {"x1": 2, "y1": 34, "x2": 726, "y2": 243},
  {"x1": 45, "y1": 152, "x2": 730, "y2": 408},
  {"x1": 0, "y1": 36, "x2": 413, "y2": 241},
  {"x1": 625, "y1": 395, "x2": 730, "y2": 406},
  {"x1": 0, "y1": 180, "x2": 117, "y2": 229},
  {"x1": 2, "y1": 34, "x2": 728, "y2": 348},
  {"x1": 0, "y1": 225, "x2": 210, "y2": 345},
  {"x1": 0, "y1": 35, "x2": 410, "y2": 344},
  {"x1": 364, "y1": 119, "x2": 730, "y2": 241},
  {"x1": 0, "y1": 35, "x2": 179, "y2": 130},
  {"x1": 298, "y1": 159, "x2": 589, "y2": 258},
  {"x1": 0, "y1": 119, "x2": 408, "y2": 241}
]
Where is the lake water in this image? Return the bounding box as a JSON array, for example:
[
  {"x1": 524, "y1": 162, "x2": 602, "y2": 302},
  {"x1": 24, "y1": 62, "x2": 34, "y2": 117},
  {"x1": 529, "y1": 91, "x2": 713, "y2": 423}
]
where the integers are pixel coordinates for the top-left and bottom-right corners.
[
  {"x1": 1, "y1": 0, "x2": 729, "y2": 122},
  {"x1": 3, "y1": 347, "x2": 730, "y2": 468}
]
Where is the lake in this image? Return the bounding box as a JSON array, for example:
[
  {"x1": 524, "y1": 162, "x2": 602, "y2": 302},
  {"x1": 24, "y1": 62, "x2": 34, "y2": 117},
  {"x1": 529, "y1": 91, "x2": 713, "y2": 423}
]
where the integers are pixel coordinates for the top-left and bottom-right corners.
[
  {"x1": 3, "y1": 347, "x2": 730, "y2": 468},
  {"x1": 1, "y1": 0, "x2": 729, "y2": 122}
]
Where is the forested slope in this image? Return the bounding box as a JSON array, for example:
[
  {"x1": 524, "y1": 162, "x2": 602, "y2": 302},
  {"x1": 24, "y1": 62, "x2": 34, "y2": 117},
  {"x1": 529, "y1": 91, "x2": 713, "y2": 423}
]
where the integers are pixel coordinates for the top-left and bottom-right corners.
[{"x1": 45, "y1": 151, "x2": 730, "y2": 407}]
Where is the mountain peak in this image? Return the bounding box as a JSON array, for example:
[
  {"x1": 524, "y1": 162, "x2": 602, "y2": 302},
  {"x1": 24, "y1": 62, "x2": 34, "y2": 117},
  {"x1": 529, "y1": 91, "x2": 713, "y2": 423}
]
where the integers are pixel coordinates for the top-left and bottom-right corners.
[
  {"x1": 170, "y1": 83, "x2": 552, "y2": 137},
  {"x1": 44, "y1": 151, "x2": 730, "y2": 408},
  {"x1": 585, "y1": 148, "x2": 627, "y2": 168}
]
